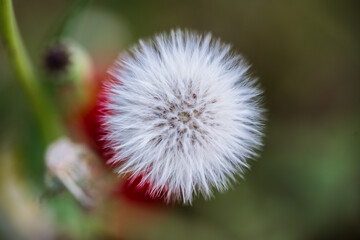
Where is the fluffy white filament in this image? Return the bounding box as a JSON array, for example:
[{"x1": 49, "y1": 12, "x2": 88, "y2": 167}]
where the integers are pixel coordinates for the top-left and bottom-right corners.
[{"x1": 103, "y1": 29, "x2": 264, "y2": 204}]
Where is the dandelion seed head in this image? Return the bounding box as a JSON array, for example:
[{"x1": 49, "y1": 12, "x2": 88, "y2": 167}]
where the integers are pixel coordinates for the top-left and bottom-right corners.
[{"x1": 103, "y1": 29, "x2": 265, "y2": 204}]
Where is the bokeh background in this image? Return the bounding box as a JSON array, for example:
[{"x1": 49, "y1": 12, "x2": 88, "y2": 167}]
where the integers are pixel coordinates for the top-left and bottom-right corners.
[{"x1": 0, "y1": 0, "x2": 359, "y2": 239}]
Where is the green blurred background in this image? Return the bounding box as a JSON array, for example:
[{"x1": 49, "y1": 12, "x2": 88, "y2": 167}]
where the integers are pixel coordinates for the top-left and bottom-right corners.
[{"x1": 0, "y1": 0, "x2": 359, "y2": 239}]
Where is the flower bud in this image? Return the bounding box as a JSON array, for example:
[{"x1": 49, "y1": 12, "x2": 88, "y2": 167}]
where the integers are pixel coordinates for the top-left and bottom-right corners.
[
  {"x1": 45, "y1": 138, "x2": 108, "y2": 207},
  {"x1": 44, "y1": 40, "x2": 96, "y2": 116}
]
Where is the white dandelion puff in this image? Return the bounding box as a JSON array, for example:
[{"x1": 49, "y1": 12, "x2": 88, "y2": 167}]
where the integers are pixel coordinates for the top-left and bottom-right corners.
[{"x1": 103, "y1": 29, "x2": 265, "y2": 204}]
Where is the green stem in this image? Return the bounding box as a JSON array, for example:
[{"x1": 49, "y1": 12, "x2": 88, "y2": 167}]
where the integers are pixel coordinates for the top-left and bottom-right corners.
[{"x1": 0, "y1": 0, "x2": 63, "y2": 143}]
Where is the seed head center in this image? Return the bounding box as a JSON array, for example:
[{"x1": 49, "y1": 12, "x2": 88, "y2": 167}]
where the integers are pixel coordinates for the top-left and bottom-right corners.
[{"x1": 178, "y1": 112, "x2": 191, "y2": 124}]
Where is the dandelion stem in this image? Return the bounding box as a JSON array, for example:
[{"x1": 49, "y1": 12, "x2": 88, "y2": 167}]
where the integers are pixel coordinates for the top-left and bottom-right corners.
[{"x1": 0, "y1": 0, "x2": 64, "y2": 143}]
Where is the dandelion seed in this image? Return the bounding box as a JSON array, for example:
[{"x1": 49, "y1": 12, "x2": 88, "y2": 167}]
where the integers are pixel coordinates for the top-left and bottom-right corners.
[{"x1": 102, "y1": 29, "x2": 265, "y2": 204}]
